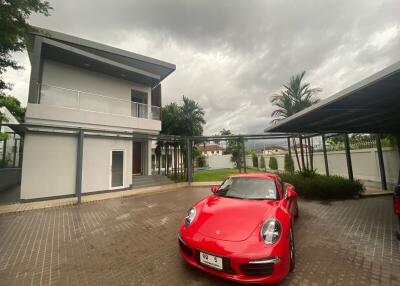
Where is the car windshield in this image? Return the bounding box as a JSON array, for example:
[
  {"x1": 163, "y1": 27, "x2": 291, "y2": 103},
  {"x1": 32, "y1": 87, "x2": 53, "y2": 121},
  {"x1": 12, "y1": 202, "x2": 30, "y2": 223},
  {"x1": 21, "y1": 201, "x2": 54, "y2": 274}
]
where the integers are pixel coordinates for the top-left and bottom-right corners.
[{"x1": 216, "y1": 177, "x2": 278, "y2": 200}]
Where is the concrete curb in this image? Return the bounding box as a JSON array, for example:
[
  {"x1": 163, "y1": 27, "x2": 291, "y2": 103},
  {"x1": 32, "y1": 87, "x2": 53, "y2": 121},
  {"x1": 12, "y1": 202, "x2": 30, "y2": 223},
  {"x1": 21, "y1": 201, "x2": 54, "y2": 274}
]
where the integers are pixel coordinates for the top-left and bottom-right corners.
[
  {"x1": 360, "y1": 191, "x2": 393, "y2": 198},
  {"x1": 0, "y1": 182, "x2": 190, "y2": 215},
  {"x1": 190, "y1": 181, "x2": 222, "y2": 187}
]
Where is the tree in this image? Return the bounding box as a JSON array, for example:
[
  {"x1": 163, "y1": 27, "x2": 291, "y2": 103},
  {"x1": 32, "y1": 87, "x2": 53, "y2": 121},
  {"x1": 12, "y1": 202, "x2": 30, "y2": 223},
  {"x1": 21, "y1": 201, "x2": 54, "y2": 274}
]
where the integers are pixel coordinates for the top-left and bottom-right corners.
[
  {"x1": 259, "y1": 156, "x2": 266, "y2": 170},
  {"x1": 252, "y1": 153, "x2": 258, "y2": 168},
  {"x1": 270, "y1": 71, "x2": 321, "y2": 171},
  {"x1": 218, "y1": 129, "x2": 244, "y2": 171},
  {"x1": 0, "y1": 0, "x2": 52, "y2": 93},
  {"x1": 160, "y1": 96, "x2": 206, "y2": 178},
  {"x1": 269, "y1": 157, "x2": 278, "y2": 170},
  {"x1": 180, "y1": 95, "x2": 206, "y2": 136},
  {"x1": 284, "y1": 153, "x2": 294, "y2": 172},
  {"x1": 0, "y1": 94, "x2": 25, "y2": 122}
]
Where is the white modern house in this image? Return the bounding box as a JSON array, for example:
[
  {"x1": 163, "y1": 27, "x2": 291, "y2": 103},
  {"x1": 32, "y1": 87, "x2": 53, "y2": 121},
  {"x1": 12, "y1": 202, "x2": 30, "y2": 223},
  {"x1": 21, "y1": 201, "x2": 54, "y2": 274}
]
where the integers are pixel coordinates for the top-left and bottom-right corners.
[{"x1": 20, "y1": 27, "x2": 175, "y2": 200}]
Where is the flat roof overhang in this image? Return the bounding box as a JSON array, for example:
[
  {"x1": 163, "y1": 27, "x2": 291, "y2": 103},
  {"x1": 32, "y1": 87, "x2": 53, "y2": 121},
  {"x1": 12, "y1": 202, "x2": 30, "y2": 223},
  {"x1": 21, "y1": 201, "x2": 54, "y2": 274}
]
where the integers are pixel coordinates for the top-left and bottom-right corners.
[
  {"x1": 41, "y1": 38, "x2": 163, "y2": 87},
  {"x1": 265, "y1": 61, "x2": 400, "y2": 134},
  {"x1": 28, "y1": 27, "x2": 176, "y2": 88}
]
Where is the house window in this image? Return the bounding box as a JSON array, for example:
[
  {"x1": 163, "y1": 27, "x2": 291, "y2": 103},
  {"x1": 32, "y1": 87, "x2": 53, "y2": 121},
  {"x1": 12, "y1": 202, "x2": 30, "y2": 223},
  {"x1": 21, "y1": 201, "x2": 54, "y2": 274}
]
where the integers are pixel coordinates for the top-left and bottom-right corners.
[{"x1": 131, "y1": 89, "x2": 148, "y2": 118}]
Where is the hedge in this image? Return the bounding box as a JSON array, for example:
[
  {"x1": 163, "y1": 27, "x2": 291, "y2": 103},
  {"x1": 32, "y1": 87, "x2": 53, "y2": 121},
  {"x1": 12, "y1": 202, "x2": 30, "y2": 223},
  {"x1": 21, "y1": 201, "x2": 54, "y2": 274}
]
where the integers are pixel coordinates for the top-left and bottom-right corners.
[
  {"x1": 284, "y1": 154, "x2": 294, "y2": 172},
  {"x1": 269, "y1": 156, "x2": 278, "y2": 170},
  {"x1": 279, "y1": 172, "x2": 364, "y2": 200},
  {"x1": 259, "y1": 157, "x2": 266, "y2": 169}
]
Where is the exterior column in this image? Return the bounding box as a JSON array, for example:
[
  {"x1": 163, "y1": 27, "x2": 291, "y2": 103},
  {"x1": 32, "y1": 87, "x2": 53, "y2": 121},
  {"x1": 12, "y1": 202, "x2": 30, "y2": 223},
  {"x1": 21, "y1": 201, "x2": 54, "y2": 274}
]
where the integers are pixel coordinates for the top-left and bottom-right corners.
[
  {"x1": 147, "y1": 139, "x2": 152, "y2": 176},
  {"x1": 287, "y1": 137, "x2": 293, "y2": 173},
  {"x1": 186, "y1": 138, "x2": 192, "y2": 184},
  {"x1": 147, "y1": 87, "x2": 152, "y2": 119},
  {"x1": 397, "y1": 135, "x2": 400, "y2": 185},
  {"x1": 375, "y1": 134, "x2": 387, "y2": 190},
  {"x1": 2, "y1": 138, "x2": 6, "y2": 163},
  {"x1": 241, "y1": 137, "x2": 247, "y2": 173},
  {"x1": 343, "y1": 134, "x2": 353, "y2": 181},
  {"x1": 299, "y1": 136, "x2": 305, "y2": 171},
  {"x1": 75, "y1": 129, "x2": 84, "y2": 204},
  {"x1": 322, "y1": 134, "x2": 329, "y2": 176},
  {"x1": 12, "y1": 136, "x2": 17, "y2": 168},
  {"x1": 308, "y1": 138, "x2": 313, "y2": 170}
]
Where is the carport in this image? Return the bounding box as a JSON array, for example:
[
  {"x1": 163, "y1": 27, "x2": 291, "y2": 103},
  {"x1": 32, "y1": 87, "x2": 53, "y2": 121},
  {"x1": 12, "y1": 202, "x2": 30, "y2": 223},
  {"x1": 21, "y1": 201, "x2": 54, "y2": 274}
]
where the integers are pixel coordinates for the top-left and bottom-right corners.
[{"x1": 265, "y1": 60, "x2": 400, "y2": 189}]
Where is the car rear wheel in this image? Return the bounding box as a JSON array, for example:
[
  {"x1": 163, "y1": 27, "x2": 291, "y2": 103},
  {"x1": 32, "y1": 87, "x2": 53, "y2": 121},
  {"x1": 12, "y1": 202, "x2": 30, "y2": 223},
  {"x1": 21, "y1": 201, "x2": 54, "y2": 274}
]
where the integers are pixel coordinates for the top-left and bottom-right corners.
[{"x1": 289, "y1": 227, "x2": 295, "y2": 272}]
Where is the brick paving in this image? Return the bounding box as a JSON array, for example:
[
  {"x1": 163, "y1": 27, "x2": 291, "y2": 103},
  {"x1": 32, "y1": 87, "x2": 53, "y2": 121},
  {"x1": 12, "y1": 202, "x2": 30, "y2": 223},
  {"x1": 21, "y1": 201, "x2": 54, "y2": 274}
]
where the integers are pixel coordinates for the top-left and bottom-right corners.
[{"x1": 0, "y1": 187, "x2": 399, "y2": 286}]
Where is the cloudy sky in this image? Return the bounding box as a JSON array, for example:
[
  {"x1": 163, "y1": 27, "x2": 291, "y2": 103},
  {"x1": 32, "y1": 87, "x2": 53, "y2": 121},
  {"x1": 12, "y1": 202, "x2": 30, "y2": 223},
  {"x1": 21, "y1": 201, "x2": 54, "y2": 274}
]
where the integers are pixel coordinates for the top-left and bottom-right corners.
[{"x1": 4, "y1": 0, "x2": 400, "y2": 135}]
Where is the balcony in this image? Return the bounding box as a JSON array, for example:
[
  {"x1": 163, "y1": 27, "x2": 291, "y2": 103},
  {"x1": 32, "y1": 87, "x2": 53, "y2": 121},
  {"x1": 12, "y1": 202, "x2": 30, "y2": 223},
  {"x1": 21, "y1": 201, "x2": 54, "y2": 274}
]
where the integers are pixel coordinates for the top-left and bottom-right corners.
[{"x1": 36, "y1": 84, "x2": 161, "y2": 120}]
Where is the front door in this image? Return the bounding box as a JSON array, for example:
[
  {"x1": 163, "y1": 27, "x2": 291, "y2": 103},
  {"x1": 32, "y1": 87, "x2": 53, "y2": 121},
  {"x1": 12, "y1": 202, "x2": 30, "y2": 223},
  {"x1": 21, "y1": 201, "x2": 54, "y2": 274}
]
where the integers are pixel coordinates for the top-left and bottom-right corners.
[
  {"x1": 111, "y1": 150, "x2": 124, "y2": 188},
  {"x1": 132, "y1": 142, "x2": 142, "y2": 175}
]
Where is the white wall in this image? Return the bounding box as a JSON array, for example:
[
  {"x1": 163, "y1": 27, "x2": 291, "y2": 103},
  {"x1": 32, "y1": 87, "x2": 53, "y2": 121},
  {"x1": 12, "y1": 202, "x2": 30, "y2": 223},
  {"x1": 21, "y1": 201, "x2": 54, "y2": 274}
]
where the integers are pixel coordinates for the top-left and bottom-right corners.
[
  {"x1": 82, "y1": 137, "x2": 132, "y2": 193},
  {"x1": 42, "y1": 59, "x2": 149, "y2": 104},
  {"x1": 25, "y1": 59, "x2": 160, "y2": 132},
  {"x1": 21, "y1": 133, "x2": 137, "y2": 200},
  {"x1": 207, "y1": 154, "x2": 234, "y2": 169},
  {"x1": 21, "y1": 133, "x2": 77, "y2": 200},
  {"x1": 255, "y1": 148, "x2": 399, "y2": 184}
]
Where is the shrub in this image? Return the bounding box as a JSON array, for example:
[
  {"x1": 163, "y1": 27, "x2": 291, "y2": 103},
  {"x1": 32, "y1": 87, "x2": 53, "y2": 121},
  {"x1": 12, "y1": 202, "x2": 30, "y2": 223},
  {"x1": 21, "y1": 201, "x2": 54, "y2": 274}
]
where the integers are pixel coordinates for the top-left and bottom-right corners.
[
  {"x1": 197, "y1": 155, "x2": 206, "y2": 167},
  {"x1": 298, "y1": 168, "x2": 317, "y2": 177},
  {"x1": 284, "y1": 154, "x2": 294, "y2": 172},
  {"x1": 279, "y1": 172, "x2": 364, "y2": 200},
  {"x1": 259, "y1": 157, "x2": 266, "y2": 170},
  {"x1": 252, "y1": 154, "x2": 258, "y2": 168},
  {"x1": 269, "y1": 156, "x2": 278, "y2": 170}
]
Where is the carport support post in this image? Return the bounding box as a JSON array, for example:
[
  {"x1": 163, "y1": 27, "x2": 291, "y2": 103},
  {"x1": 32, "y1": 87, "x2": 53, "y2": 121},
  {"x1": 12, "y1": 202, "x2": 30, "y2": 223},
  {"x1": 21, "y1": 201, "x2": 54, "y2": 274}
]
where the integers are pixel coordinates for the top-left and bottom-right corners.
[
  {"x1": 186, "y1": 138, "x2": 192, "y2": 184},
  {"x1": 299, "y1": 136, "x2": 305, "y2": 171},
  {"x1": 241, "y1": 137, "x2": 247, "y2": 173},
  {"x1": 76, "y1": 129, "x2": 84, "y2": 204},
  {"x1": 343, "y1": 134, "x2": 354, "y2": 181},
  {"x1": 2, "y1": 138, "x2": 6, "y2": 163},
  {"x1": 287, "y1": 137, "x2": 293, "y2": 173},
  {"x1": 375, "y1": 134, "x2": 387, "y2": 190},
  {"x1": 322, "y1": 134, "x2": 329, "y2": 176}
]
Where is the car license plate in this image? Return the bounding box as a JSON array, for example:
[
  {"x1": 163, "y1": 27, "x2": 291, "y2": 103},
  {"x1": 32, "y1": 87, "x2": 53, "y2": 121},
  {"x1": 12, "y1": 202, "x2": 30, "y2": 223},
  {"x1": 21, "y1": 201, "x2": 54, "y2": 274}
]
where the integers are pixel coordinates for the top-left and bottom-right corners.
[{"x1": 199, "y1": 252, "x2": 223, "y2": 270}]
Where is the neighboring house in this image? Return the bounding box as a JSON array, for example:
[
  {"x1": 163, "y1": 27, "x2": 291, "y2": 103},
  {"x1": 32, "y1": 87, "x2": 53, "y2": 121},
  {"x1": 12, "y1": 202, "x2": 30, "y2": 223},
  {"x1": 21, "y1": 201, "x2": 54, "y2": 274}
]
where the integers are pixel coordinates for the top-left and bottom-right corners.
[
  {"x1": 0, "y1": 107, "x2": 21, "y2": 168},
  {"x1": 197, "y1": 144, "x2": 224, "y2": 156},
  {"x1": 291, "y1": 143, "x2": 310, "y2": 153},
  {"x1": 262, "y1": 144, "x2": 287, "y2": 155},
  {"x1": 20, "y1": 27, "x2": 175, "y2": 200}
]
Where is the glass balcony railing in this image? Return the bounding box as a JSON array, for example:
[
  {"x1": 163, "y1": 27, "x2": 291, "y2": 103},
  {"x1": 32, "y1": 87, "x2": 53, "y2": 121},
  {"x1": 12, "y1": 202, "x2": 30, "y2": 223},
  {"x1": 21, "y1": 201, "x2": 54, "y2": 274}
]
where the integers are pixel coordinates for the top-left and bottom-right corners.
[{"x1": 37, "y1": 84, "x2": 161, "y2": 120}]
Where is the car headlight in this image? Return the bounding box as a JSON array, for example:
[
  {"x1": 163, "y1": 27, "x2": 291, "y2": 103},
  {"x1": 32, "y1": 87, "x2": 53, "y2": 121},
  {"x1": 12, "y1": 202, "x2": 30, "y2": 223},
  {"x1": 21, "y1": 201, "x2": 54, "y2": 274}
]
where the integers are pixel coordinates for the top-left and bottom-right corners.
[
  {"x1": 184, "y1": 207, "x2": 196, "y2": 226},
  {"x1": 260, "y1": 219, "x2": 281, "y2": 244}
]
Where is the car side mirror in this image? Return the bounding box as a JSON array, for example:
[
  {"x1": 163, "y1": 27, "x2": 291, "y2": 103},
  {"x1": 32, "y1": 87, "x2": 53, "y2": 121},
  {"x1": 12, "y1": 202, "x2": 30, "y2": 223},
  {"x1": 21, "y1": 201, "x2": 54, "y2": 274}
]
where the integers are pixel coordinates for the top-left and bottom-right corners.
[
  {"x1": 211, "y1": 185, "x2": 219, "y2": 194},
  {"x1": 284, "y1": 183, "x2": 297, "y2": 199}
]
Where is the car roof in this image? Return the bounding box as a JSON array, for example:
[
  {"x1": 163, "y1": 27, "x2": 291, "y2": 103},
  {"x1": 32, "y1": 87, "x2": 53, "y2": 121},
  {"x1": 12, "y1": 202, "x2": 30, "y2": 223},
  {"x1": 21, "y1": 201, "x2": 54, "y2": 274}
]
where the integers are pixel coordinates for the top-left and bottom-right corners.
[{"x1": 229, "y1": 173, "x2": 278, "y2": 180}]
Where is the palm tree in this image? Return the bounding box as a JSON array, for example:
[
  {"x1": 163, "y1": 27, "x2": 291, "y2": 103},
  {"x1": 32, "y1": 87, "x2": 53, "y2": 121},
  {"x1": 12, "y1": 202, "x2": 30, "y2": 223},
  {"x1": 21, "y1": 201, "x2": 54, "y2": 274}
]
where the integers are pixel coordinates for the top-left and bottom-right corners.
[
  {"x1": 180, "y1": 95, "x2": 206, "y2": 136},
  {"x1": 160, "y1": 95, "x2": 206, "y2": 177},
  {"x1": 270, "y1": 71, "x2": 321, "y2": 171}
]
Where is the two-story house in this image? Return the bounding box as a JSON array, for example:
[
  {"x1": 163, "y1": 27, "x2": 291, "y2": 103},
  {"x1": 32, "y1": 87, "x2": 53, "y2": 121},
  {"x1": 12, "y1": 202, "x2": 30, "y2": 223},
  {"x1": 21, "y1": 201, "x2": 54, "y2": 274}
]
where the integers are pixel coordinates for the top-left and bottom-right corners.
[{"x1": 20, "y1": 27, "x2": 175, "y2": 200}]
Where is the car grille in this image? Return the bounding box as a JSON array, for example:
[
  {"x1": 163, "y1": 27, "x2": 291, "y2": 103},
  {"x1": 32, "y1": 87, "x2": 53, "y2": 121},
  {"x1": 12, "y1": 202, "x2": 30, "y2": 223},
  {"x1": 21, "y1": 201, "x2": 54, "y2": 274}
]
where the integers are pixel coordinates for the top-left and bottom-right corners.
[
  {"x1": 241, "y1": 262, "x2": 274, "y2": 276},
  {"x1": 194, "y1": 250, "x2": 236, "y2": 274},
  {"x1": 179, "y1": 238, "x2": 193, "y2": 257}
]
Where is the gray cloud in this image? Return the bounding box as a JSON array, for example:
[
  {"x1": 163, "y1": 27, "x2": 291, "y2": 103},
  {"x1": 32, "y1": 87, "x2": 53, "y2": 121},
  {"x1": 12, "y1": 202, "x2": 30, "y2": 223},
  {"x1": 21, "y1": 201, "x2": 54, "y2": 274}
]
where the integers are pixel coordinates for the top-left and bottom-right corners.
[{"x1": 4, "y1": 0, "x2": 400, "y2": 135}]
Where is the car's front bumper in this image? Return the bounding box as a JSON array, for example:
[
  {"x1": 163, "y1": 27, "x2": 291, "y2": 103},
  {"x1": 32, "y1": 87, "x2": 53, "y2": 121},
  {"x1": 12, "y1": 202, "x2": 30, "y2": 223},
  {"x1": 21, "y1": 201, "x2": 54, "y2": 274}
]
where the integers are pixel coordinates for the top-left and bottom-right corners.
[{"x1": 178, "y1": 230, "x2": 290, "y2": 284}]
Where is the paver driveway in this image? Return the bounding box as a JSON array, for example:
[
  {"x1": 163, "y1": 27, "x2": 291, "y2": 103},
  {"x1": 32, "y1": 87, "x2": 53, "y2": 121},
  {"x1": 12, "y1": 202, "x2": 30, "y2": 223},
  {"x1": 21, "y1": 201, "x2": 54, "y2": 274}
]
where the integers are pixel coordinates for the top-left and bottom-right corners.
[{"x1": 0, "y1": 187, "x2": 399, "y2": 286}]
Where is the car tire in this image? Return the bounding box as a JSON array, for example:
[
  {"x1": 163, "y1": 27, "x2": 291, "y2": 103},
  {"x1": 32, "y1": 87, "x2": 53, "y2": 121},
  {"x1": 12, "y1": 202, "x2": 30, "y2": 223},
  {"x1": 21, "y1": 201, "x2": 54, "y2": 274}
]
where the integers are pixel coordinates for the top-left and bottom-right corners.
[{"x1": 289, "y1": 227, "x2": 295, "y2": 272}]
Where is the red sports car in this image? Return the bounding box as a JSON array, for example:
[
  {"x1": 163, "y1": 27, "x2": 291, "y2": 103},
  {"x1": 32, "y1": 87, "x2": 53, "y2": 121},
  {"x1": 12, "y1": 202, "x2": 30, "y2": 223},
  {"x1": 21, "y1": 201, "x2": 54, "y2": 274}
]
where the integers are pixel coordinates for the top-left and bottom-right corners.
[{"x1": 178, "y1": 173, "x2": 299, "y2": 284}]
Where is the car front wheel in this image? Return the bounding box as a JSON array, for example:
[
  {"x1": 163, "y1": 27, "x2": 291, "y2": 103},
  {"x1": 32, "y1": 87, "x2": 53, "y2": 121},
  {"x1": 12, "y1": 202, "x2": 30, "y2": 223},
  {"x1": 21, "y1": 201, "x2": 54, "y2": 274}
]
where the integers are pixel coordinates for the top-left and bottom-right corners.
[{"x1": 289, "y1": 227, "x2": 295, "y2": 272}]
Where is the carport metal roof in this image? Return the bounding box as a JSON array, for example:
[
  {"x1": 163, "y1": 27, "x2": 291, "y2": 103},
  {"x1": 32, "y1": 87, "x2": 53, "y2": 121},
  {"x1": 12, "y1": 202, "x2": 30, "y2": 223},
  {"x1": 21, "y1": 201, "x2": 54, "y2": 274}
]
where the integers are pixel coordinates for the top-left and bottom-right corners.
[{"x1": 265, "y1": 60, "x2": 400, "y2": 134}]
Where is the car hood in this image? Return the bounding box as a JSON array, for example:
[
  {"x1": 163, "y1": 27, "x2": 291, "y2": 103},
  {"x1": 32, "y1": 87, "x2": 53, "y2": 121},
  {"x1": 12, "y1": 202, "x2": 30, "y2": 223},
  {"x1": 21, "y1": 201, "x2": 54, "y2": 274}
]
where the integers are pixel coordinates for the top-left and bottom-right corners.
[{"x1": 194, "y1": 195, "x2": 280, "y2": 242}]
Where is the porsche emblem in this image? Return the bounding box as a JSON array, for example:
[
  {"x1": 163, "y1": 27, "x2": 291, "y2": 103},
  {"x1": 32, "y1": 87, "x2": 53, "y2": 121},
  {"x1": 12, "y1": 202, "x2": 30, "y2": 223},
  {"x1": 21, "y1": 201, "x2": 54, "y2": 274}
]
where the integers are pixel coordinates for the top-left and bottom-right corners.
[{"x1": 216, "y1": 230, "x2": 220, "y2": 235}]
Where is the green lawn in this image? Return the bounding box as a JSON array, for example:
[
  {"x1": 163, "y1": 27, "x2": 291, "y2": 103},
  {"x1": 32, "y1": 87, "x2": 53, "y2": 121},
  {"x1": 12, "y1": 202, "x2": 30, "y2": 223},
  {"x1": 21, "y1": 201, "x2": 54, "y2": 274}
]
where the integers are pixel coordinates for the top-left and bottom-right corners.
[{"x1": 193, "y1": 168, "x2": 263, "y2": 182}]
